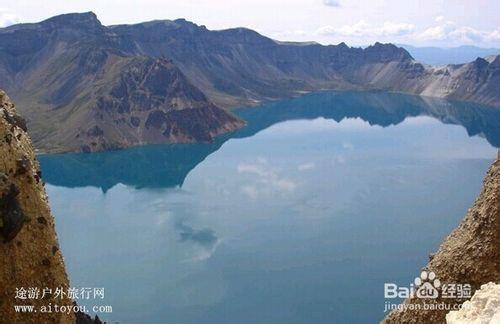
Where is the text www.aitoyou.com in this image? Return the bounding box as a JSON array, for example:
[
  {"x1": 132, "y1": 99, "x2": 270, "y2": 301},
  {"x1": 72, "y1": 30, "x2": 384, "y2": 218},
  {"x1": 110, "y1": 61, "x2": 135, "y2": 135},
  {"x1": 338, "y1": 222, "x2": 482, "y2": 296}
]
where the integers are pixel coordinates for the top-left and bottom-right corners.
[{"x1": 14, "y1": 304, "x2": 112, "y2": 314}]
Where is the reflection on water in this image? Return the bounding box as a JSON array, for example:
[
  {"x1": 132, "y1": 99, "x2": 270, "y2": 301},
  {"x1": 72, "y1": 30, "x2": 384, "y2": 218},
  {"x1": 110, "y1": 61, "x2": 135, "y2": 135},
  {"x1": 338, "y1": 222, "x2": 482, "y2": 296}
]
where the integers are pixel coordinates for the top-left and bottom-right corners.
[
  {"x1": 39, "y1": 91, "x2": 500, "y2": 191},
  {"x1": 39, "y1": 91, "x2": 499, "y2": 323}
]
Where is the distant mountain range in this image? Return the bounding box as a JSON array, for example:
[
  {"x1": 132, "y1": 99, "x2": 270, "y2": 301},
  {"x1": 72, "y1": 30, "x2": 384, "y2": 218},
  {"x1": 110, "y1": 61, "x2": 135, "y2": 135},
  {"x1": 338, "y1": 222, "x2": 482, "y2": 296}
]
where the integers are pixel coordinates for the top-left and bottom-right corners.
[
  {"x1": 400, "y1": 44, "x2": 500, "y2": 65},
  {"x1": 0, "y1": 12, "x2": 499, "y2": 153}
]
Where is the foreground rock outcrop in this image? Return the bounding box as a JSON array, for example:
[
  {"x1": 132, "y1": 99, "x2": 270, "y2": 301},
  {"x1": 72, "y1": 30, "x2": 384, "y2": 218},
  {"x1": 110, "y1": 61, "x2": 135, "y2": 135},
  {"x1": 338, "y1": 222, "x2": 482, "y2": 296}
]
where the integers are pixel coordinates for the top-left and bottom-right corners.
[
  {"x1": 0, "y1": 91, "x2": 74, "y2": 323},
  {"x1": 383, "y1": 154, "x2": 500, "y2": 323},
  {"x1": 446, "y1": 282, "x2": 500, "y2": 323}
]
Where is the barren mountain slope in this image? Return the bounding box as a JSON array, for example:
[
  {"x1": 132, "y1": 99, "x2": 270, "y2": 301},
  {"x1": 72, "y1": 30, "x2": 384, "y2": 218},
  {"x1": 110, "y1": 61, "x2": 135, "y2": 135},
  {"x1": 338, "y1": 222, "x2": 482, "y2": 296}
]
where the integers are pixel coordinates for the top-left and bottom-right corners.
[
  {"x1": 0, "y1": 13, "x2": 243, "y2": 153},
  {"x1": 22, "y1": 47, "x2": 244, "y2": 153}
]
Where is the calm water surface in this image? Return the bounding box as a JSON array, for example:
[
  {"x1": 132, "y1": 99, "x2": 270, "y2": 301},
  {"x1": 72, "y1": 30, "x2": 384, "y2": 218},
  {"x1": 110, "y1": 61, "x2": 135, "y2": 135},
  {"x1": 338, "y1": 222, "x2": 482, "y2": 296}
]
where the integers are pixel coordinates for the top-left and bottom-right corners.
[{"x1": 39, "y1": 92, "x2": 500, "y2": 323}]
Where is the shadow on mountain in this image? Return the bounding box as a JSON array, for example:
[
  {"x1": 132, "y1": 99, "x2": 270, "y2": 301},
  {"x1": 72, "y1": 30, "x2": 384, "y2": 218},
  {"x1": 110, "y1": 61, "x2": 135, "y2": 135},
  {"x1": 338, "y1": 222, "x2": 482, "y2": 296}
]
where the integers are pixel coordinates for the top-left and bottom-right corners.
[{"x1": 38, "y1": 91, "x2": 500, "y2": 191}]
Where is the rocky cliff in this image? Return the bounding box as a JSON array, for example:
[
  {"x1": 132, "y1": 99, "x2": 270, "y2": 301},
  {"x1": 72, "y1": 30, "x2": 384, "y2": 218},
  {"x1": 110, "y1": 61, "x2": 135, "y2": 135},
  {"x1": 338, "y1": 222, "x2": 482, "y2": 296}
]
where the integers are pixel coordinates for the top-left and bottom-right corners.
[
  {"x1": 383, "y1": 154, "x2": 500, "y2": 323},
  {"x1": 0, "y1": 91, "x2": 74, "y2": 322}
]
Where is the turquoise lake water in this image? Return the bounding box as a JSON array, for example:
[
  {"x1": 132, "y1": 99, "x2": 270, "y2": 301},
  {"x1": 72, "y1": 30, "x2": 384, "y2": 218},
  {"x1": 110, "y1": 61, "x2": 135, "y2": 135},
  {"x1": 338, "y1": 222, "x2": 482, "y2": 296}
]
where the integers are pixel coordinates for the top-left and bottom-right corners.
[{"x1": 39, "y1": 91, "x2": 500, "y2": 323}]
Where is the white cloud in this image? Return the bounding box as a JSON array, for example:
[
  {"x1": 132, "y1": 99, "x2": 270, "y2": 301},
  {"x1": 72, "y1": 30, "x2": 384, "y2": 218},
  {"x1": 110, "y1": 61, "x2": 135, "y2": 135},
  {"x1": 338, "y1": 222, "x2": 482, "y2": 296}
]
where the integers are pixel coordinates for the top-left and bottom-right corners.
[
  {"x1": 342, "y1": 142, "x2": 354, "y2": 150},
  {"x1": 379, "y1": 22, "x2": 415, "y2": 36},
  {"x1": 317, "y1": 20, "x2": 370, "y2": 37},
  {"x1": 449, "y1": 26, "x2": 485, "y2": 43},
  {"x1": 297, "y1": 162, "x2": 316, "y2": 171},
  {"x1": 256, "y1": 157, "x2": 268, "y2": 164},
  {"x1": 272, "y1": 29, "x2": 309, "y2": 40},
  {"x1": 0, "y1": 9, "x2": 19, "y2": 27},
  {"x1": 314, "y1": 13, "x2": 500, "y2": 47},
  {"x1": 417, "y1": 19, "x2": 456, "y2": 41},
  {"x1": 434, "y1": 15, "x2": 445, "y2": 23},
  {"x1": 155, "y1": 212, "x2": 171, "y2": 225},
  {"x1": 415, "y1": 18, "x2": 500, "y2": 45},
  {"x1": 241, "y1": 185, "x2": 259, "y2": 199},
  {"x1": 323, "y1": 0, "x2": 341, "y2": 7},
  {"x1": 488, "y1": 28, "x2": 500, "y2": 42},
  {"x1": 317, "y1": 20, "x2": 415, "y2": 38},
  {"x1": 418, "y1": 25, "x2": 448, "y2": 41},
  {"x1": 237, "y1": 159, "x2": 297, "y2": 198},
  {"x1": 334, "y1": 154, "x2": 346, "y2": 164},
  {"x1": 274, "y1": 178, "x2": 297, "y2": 191}
]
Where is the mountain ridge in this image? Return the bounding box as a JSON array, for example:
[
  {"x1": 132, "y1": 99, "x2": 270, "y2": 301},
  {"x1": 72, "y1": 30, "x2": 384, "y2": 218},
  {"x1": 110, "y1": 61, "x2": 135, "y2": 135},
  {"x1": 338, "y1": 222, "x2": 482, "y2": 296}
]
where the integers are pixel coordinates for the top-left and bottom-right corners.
[{"x1": 0, "y1": 12, "x2": 499, "y2": 153}]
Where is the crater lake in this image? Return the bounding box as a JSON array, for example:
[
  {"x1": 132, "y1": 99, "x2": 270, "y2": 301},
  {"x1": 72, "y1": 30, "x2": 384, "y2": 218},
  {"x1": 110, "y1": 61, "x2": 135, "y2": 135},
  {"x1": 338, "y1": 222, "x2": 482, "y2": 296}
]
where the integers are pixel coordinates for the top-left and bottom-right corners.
[{"x1": 39, "y1": 91, "x2": 500, "y2": 323}]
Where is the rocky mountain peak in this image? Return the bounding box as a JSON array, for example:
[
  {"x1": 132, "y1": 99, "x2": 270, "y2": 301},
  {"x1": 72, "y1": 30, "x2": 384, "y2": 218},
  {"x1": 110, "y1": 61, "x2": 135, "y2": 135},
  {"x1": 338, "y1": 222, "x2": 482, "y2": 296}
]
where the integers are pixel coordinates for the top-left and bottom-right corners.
[
  {"x1": 40, "y1": 11, "x2": 102, "y2": 30},
  {"x1": 173, "y1": 18, "x2": 200, "y2": 28},
  {"x1": 473, "y1": 57, "x2": 489, "y2": 68},
  {"x1": 363, "y1": 42, "x2": 414, "y2": 62},
  {"x1": 337, "y1": 42, "x2": 349, "y2": 49}
]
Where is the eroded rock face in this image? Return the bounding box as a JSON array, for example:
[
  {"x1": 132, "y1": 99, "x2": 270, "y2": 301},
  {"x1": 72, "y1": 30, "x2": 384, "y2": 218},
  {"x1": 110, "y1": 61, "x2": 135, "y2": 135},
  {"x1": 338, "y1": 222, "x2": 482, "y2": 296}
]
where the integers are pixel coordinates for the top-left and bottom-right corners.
[
  {"x1": 64, "y1": 56, "x2": 245, "y2": 153},
  {"x1": 383, "y1": 154, "x2": 500, "y2": 323},
  {"x1": 0, "y1": 90, "x2": 74, "y2": 323},
  {"x1": 446, "y1": 282, "x2": 500, "y2": 324}
]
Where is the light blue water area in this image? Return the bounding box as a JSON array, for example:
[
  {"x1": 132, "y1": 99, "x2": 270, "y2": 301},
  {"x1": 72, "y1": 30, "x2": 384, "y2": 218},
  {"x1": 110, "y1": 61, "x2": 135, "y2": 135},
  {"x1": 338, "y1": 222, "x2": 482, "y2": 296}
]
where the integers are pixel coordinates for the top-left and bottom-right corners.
[{"x1": 39, "y1": 91, "x2": 499, "y2": 323}]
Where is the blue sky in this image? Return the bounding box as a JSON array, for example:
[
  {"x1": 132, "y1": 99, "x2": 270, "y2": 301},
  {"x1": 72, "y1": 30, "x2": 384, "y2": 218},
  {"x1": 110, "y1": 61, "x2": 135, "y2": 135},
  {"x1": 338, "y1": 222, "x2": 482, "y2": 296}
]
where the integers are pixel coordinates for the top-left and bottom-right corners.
[{"x1": 1, "y1": 0, "x2": 499, "y2": 47}]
